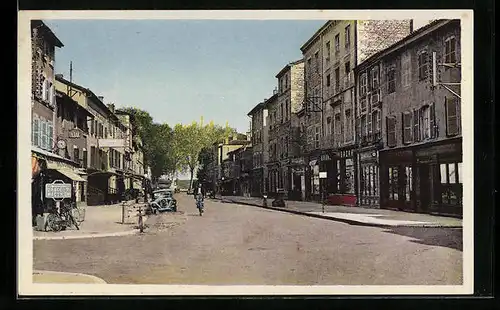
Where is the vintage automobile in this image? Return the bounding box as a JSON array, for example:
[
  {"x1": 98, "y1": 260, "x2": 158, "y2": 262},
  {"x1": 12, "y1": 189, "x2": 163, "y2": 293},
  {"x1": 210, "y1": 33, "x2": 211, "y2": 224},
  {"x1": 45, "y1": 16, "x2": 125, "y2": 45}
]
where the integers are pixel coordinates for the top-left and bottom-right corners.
[{"x1": 148, "y1": 189, "x2": 177, "y2": 214}]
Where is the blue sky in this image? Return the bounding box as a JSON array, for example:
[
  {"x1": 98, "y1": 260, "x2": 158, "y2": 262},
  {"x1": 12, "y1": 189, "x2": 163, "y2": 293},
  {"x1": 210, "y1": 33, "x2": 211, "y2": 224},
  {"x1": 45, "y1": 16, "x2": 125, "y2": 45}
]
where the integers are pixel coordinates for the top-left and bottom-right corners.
[{"x1": 44, "y1": 19, "x2": 327, "y2": 134}]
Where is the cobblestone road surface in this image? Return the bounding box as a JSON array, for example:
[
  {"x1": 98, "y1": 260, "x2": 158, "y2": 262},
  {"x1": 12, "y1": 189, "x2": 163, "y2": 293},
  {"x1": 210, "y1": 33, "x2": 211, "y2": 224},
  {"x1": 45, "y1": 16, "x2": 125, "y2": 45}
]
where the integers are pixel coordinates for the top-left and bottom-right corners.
[{"x1": 33, "y1": 194, "x2": 462, "y2": 285}]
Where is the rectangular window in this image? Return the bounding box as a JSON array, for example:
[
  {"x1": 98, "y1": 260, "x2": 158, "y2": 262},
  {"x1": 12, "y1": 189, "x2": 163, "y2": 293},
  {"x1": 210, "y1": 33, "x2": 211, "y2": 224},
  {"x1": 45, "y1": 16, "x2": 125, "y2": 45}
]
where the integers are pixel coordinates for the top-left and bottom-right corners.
[
  {"x1": 345, "y1": 109, "x2": 352, "y2": 141},
  {"x1": 420, "y1": 105, "x2": 431, "y2": 140},
  {"x1": 371, "y1": 66, "x2": 379, "y2": 89},
  {"x1": 335, "y1": 34, "x2": 340, "y2": 53},
  {"x1": 446, "y1": 96, "x2": 460, "y2": 136},
  {"x1": 83, "y1": 149, "x2": 88, "y2": 168},
  {"x1": 334, "y1": 113, "x2": 342, "y2": 144},
  {"x1": 325, "y1": 41, "x2": 331, "y2": 61},
  {"x1": 315, "y1": 126, "x2": 320, "y2": 148},
  {"x1": 401, "y1": 53, "x2": 411, "y2": 87},
  {"x1": 402, "y1": 111, "x2": 413, "y2": 144},
  {"x1": 314, "y1": 52, "x2": 319, "y2": 72},
  {"x1": 413, "y1": 109, "x2": 421, "y2": 142},
  {"x1": 360, "y1": 98, "x2": 367, "y2": 114},
  {"x1": 326, "y1": 74, "x2": 331, "y2": 87},
  {"x1": 386, "y1": 116, "x2": 397, "y2": 147},
  {"x1": 345, "y1": 61, "x2": 350, "y2": 75},
  {"x1": 344, "y1": 25, "x2": 351, "y2": 49},
  {"x1": 360, "y1": 73, "x2": 367, "y2": 96},
  {"x1": 387, "y1": 66, "x2": 396, "y2": 93},
  {"x1": 429, "y1": 103, "x2": 436, "y2": 138},
  {"x1": 74, "y1": 147, "x2": 80, "y2": 163},
  {"x1": 445, "y1": 36, "x2": 457, "y2": 64},
  {"x1": 418, "y1": 51, "x2": 429, "y2": 80},
  {"x1": 360, "y1": 114, "x2": 367, "y2": 138},
  {"x1": 405, "y1": 166, "x2": 412, "y2": 202},
  {"x1": 32, "y1": 117, "x2": 40, "y2": 147},
  {"x1": 335, "y1": 68, "x2": 340, "y2": 91},
  {"x1": 326, "y1": 117, "x2": 332, "y2": 136}
]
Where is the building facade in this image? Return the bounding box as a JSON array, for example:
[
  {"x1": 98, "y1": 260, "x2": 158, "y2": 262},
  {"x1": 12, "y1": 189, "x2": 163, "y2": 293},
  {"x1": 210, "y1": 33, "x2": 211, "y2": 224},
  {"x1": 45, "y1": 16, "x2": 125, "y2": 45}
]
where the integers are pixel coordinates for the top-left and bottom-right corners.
[
  {"x1": 275, "y1": 60, "x2": 306, "y2": 201},
  {"x1": 300, "y1": 19, "x2": 413, "y2": 205},
  {"x1": 30, "y1": 20, "x2": 66, "y2": 222},
  {"x1": 247, "y1": 99, "x2": 269, "y2": 197},
  {"x1": 371, "y1": 19, "x2": 462, "y2": 217}
]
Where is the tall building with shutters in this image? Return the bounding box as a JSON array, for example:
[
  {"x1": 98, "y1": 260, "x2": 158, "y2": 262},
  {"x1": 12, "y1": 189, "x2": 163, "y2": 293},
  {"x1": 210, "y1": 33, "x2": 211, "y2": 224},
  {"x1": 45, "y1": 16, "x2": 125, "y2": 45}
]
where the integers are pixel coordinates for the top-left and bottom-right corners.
[
  {"x1": 354, "y1": 19, "x2": 462, "y2": 217},
  {"x1": 299, "y1": 19, "x2": 413, "y2": 205},
  {"x1": 30, "y1": 20, "x2": 66, "y2": 223}
]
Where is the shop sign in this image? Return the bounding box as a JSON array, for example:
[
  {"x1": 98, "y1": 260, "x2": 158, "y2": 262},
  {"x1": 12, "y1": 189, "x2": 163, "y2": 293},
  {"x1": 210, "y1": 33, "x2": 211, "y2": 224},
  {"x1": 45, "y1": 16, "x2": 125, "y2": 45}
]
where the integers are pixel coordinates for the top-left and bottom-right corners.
[
  {"x1": 45, "y1": 180, "x2": 72, "y2": 200},
  {"x1": 68, "y1": 128, "x2": 81, "y2": 138},
  {"x1": 291, "y1": 158, "x2": 304, "y2": 165},
  {"x1": 319, "y1": 171, "x2": 328, "y2": 179},
  {"x1": 320, "y1": 154, "x2": 331, "y2": 161},
  {"x1": 360, "y1": 151, "x2": 378, "y2": 161}
]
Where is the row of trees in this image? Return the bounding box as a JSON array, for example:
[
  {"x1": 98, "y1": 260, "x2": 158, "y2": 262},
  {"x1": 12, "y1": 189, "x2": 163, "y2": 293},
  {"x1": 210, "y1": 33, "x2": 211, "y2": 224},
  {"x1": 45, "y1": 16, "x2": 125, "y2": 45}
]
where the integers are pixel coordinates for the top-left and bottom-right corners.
[{"x1": 117, "y1": 107, "x2": 235, "y2": 189}]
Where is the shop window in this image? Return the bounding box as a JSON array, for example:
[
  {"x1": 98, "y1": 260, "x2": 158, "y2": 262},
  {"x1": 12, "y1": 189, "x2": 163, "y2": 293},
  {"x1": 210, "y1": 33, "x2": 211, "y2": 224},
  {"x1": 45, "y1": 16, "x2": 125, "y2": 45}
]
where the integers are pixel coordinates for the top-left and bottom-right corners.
[
  {"x1": 388, "y1": 166, "x2": 399, "y2": 200},
  {"x1": 404, "y1": 166, "x2": 412, "y2": 202},
  {"x1": 345, "y1": 158, "x2": 354, "y2": 194},
  {"x1": 439, "y1": 162, "x2": 463, "y2": 206}
]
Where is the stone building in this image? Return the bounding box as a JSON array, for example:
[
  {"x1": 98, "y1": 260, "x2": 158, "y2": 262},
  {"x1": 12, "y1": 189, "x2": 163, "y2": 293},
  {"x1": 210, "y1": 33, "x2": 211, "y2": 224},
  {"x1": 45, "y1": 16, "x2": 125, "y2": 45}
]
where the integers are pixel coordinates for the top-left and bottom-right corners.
[
  {"x1": 263, "y1": 93, "x2": 282, "y2": 195},
  {"x1": 356, "y1": 19, "x2": 462, "y2": 217},
  {"x1": 30, "y1": 20, "x2": 66, "y2": 222},
  {"x1": 275, "y1": 60, "x2": 305, "y2": 201},
  {"x1": 247, "y1": 99, "x2": 270, "y2": 197},
  {"x1": 300, "y1": 19, "x2": 414, "y2": 205}
]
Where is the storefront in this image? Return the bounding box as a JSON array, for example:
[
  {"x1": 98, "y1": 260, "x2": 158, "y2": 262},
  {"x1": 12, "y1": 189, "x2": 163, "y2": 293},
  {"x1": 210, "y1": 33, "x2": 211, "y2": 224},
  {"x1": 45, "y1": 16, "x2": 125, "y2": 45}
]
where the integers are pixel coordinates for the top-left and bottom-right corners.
[
  {"x1": 267, "y1": 162, "x2": 280, "y2": 197},
  {"x1": 379, "y1": 137, "x2": 463, "y2": 217},
  {"x1": 31, "y1": 147, "x2": 87, "y2": 223},
  {"x1": 357, "y1": 146, "x2": 381, "y2": 207},
  {"x1": 288, "y1": 157, "x2": 305, "y2": 201},
  {"x1": 251, "y1": 168, "x2": 263, "y2": 197}
]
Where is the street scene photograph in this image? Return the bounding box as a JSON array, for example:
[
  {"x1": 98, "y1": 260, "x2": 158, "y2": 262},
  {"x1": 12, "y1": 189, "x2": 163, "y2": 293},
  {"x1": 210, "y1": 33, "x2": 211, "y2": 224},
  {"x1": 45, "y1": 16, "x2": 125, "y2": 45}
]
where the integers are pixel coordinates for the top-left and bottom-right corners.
[{"x1": 18, "y1": 10, "x2": 473, "y2": 295}]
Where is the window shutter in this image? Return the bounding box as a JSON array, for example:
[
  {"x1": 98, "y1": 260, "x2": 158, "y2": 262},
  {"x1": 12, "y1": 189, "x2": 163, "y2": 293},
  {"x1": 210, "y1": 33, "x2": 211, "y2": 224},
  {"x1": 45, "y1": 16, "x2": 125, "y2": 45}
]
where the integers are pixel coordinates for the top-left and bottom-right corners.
[
  {"x1": 47, "y1": 121, "x2": 53, "y2": 151},
  {"x1": 430, "y1": 102, "x2": 437, "y2": 138},
  {"x1": 32, "y1": 117, "x2": 39, "y2": 146},
  {"x1": 386, "y1": 116, "x2": 396, "y2": 147},
  {"x1": 402, "y1": 112, "x2": 413, "y2": 144},
  {"x1": 367, "y1": 112, "x2": 373, "y2": 136},
  {"x1": 40, "y1": 120, "x2": 47, "y2": 150},
  {"x1": 413, "y1": 109, "x2": 420, "y2": 142},
  {"x1": 446, "y1": 97, "x2": 459, "y2": 136}
]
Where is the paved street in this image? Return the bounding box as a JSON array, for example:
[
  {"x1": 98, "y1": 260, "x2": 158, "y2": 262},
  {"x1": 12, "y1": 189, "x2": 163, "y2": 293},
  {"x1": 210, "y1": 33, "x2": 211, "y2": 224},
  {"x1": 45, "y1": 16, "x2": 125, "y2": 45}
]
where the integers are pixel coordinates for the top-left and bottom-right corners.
[{"x1": 33, "y1": 193, "x2": 462, "y2": 285}]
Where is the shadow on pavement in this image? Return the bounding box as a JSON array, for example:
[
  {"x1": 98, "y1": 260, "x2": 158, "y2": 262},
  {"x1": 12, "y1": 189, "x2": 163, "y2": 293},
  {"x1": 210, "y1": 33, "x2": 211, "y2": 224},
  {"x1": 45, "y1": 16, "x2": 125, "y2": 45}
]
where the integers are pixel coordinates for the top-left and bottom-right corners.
[{"x1": 382, "y1": 227, "x2": 463, "y2": 251}]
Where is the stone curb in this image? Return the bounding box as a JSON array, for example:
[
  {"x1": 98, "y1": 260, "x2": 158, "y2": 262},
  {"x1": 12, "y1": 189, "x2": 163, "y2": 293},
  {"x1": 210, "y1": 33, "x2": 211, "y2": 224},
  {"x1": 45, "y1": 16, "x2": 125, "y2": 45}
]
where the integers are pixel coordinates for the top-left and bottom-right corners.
[
  {"x1": 219, "y1": 199, "x2": 462, "y2": 229},
  {"x1": 33, "y1": 270, "x2": 107, "y2": 284},
  {"x1": 33, "y1": 215, "x2": 151, "y2": 241}
]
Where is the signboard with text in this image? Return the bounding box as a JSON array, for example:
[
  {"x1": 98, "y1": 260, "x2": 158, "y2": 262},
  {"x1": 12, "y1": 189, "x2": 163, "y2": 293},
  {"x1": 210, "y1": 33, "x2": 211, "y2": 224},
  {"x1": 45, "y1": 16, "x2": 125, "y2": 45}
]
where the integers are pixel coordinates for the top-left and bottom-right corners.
[
  {"x1": 45, "y1": 180, "x2": 72, "y2": 200},
  {"x1": 98, "y1": 139, "x2": 125, "y2": 148}
]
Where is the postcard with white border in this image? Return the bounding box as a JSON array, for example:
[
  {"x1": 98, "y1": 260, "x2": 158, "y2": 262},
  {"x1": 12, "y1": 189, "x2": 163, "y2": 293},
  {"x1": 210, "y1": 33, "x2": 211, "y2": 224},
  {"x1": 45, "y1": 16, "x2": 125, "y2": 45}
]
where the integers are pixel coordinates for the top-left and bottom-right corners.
[{"x1": 18, "y1": 9, "x2": 473, "y2": 296}]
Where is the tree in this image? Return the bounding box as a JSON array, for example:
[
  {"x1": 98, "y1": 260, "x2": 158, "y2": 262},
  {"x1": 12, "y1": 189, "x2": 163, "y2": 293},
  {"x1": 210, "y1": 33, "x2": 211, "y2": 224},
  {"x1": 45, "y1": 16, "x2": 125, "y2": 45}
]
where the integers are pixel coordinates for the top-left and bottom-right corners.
[
  {"x1": 171, "y1": 120, "x2": 236, "y2": 191},
  {"x1": 116, "y1": 107, "x2": 175, "y2": 178}
]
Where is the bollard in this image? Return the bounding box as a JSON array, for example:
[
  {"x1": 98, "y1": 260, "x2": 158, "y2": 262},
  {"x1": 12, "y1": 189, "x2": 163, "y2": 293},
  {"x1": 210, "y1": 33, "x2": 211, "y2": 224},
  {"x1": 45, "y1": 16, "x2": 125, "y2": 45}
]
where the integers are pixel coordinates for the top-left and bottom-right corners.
[
  {"x1": 263, "y1": 195, "x2": 267, "y2": 207},
  {"x1": 121, "y1": 202, "x2": 126, "y2": 224},
  {"x1": 138, "y1": 206, "x2": 144, "y2": 233}
]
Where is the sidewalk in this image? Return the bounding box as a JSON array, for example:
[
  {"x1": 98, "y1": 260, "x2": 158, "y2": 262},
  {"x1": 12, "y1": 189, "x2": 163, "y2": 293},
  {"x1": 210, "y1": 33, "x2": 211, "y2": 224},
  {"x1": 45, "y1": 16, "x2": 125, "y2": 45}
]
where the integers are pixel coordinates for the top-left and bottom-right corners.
[
  {"x1": 216, "y1": 196, "x2": 462, "y2": 228},
  {"x1": 33, "y1": 270, "x2": 107, "y2": 284},
  {"x1": 33, "y1": 200, "x2": 148, "y2": 240}
]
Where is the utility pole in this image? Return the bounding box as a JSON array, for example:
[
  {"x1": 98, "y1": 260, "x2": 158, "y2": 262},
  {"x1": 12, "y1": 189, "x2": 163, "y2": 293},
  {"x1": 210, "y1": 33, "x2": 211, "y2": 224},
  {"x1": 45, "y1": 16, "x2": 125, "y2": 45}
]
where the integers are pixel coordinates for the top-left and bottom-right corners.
[{"x1": 70, "y1": 61, "x2": 73, "y2": 83}]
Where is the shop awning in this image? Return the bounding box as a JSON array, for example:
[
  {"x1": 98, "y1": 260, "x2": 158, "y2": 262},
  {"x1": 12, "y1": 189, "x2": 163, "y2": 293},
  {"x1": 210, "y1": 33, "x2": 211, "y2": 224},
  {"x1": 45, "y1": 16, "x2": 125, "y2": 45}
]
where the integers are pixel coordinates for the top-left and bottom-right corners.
[
  {"x1": 46, "y1": 161, "x2": 86, "y2": 182},
  {"x1": 55, "y1": 168, "x2": 86, "y2": 182}
]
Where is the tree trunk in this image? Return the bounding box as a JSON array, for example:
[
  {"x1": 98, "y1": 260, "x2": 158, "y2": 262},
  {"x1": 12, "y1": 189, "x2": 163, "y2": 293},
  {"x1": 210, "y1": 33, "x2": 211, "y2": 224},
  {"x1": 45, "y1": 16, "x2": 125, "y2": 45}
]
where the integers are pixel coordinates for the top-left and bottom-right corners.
[{"x1": 189, "y1": 167, "x2": 195, "y2": 191}]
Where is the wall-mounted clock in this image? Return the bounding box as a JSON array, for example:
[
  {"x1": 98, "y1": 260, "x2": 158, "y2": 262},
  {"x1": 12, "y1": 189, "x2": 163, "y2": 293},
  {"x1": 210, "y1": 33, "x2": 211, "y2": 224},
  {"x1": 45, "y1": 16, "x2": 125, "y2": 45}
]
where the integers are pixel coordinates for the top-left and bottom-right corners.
[{"x1": 57, "y1": 139, "x2": 67, "y2": 150}]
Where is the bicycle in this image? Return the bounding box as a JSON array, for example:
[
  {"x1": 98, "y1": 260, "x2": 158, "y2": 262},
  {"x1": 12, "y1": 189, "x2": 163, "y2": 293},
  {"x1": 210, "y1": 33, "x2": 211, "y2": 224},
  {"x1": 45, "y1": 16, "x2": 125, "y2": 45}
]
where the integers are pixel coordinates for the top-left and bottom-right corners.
[{"x1": 45, "y1": 201, "x2": 80, "y2": 232}]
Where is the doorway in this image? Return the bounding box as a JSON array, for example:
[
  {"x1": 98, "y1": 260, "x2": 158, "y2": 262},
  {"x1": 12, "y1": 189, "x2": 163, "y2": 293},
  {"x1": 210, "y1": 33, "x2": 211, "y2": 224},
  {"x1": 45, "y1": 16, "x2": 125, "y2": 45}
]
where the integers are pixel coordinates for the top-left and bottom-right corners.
[{"x1": 418, "y1": 164, "x2": 431, "y2": 212}]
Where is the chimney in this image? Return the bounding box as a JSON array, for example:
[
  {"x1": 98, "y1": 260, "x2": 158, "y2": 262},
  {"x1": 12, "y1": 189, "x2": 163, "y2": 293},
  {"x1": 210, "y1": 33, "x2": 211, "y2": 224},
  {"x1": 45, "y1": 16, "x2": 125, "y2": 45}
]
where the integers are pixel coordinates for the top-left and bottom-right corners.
[
  {"x1": 409, "y1": 20, "x2": 414, "y2": 33},
  {"x1": 107, "y1": 103, "x2": 115, "y2": 113},
  {"x1": 98, "y1": 96, "x2": 104, "y2": 102},
  {"x1": 55, "y1": 73, "x2": 63, "y2": 79}
]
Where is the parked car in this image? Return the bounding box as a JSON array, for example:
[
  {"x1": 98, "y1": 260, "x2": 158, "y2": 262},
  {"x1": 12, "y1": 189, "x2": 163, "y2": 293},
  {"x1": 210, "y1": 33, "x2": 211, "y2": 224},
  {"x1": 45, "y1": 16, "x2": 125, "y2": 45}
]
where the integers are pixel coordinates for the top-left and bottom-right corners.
[{"x1": 148, "y1": 189, "x2": 177, "y2": 214}]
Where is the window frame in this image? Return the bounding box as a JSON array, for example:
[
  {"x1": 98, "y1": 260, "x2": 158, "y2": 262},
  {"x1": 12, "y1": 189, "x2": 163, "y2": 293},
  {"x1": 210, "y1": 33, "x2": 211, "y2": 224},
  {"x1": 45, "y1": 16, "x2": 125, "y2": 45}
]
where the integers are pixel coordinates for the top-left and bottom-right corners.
[
  {"x1": 444, "y1": 36, "x2": 457, "y2": 64},
  {"x1": 387, "y1": 66, "x2": 396, "y2": 94},
  {"x1": 386, "y1": 116, "x2": 397, "y2": 147},
  {"x1": 401, "y1": 52, "x2": 412, "y2": 87},
  {"x1": 418, "y1": 50, "x2": 429, "y2": 81},
  {"x1": 402, "y1": 111, "x2": 413, "y2": 144},
  {"x1": 360, "y1": 72, "x2": 367, "y2": 96},
  {"x1": 445, "y1": 96, "x2": 461, "y2": 136}
]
